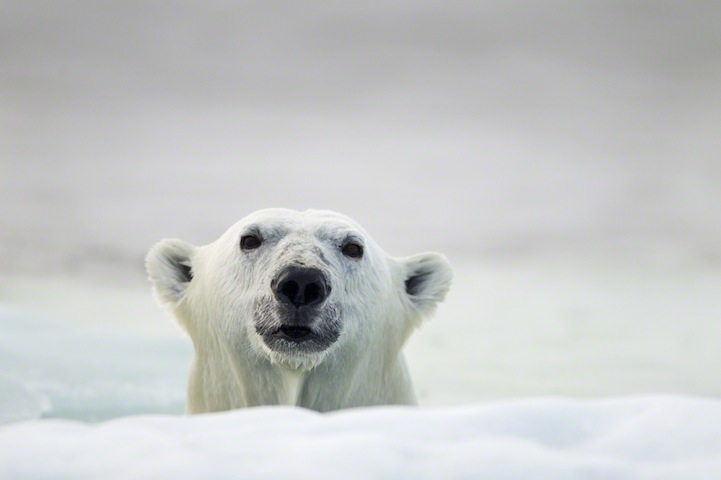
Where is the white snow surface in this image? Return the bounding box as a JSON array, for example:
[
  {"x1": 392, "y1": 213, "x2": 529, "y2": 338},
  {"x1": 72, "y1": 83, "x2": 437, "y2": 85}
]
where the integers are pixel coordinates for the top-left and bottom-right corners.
[{"x1": 2, "y1": 396, "x2": 720, "y2": 479}]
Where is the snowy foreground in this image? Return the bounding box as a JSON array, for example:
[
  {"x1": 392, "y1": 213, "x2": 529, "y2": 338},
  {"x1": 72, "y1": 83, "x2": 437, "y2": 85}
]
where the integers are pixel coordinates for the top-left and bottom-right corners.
[{"x1": 1, "y1": 396, "x2": 721, "y2": 479}]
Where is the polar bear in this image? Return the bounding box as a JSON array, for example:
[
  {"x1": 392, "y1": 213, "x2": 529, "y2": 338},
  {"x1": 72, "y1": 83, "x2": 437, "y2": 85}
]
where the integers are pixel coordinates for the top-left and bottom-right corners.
[{"x1": 146, "y1": 208, "x2": 452, "y2": 413}]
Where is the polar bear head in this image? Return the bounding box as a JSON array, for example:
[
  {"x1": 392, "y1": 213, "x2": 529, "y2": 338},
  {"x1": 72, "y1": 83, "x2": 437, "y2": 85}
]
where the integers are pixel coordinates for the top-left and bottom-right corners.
[{"x1": 146, "y1": 209, "x2": 452, "y2": 373}]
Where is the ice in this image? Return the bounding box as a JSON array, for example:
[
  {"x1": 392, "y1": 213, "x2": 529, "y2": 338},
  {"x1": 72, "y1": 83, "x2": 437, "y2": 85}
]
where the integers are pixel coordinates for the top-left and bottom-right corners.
[
  {"x1": 0, "y1": 374, "x2": 50, "y2": 425},
  {"x1": 407, "y1": 255, "x2": 721, "y2": 404},
  {"x1": 1, "y1": 396, "x2": 720, "y2": 479},
  {"x1": 1, "y1": 255, "x2": 719, "y2": 423},
  {"x1": 0, "y1": 298, "x2": 190, "y2": 422}
]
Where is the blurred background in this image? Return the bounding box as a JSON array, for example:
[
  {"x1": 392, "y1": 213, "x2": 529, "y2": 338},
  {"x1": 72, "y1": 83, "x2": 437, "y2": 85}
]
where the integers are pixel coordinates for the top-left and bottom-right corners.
[{"x1": 1, "y1": 1, "x2": 720, "y2": 421}]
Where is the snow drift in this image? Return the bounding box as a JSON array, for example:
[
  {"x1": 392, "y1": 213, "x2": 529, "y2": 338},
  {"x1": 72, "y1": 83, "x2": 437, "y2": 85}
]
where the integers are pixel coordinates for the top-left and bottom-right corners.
[{"x1": 1, "y1": 396, "x2": 720, "y2": 479}]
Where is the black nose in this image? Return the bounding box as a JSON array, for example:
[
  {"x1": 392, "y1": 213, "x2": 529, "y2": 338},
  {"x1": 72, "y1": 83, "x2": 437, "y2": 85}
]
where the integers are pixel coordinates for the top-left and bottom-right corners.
[{"x1": 273, "y1": 267, "x2": 330, "y2": 309}]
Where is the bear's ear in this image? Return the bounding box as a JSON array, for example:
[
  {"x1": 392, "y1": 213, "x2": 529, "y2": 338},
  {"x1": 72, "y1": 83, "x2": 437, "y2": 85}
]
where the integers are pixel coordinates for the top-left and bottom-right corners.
[
  {"x1": 401, "y1": 252, "x2": 453, "y2": 314},
  {"x1": 146, "y1": 239, "x2": 197, "y2": 308}
]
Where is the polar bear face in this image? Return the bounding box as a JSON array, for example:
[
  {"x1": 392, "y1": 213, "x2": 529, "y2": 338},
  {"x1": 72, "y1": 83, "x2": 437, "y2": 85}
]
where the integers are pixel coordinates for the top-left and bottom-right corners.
[{"x1": 147, "y1": 209, "x2": 452, "y2": 373}]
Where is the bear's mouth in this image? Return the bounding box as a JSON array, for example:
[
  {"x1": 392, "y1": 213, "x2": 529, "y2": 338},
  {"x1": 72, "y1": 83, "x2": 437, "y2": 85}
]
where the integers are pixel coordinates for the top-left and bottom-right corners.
[
  {"x1": 254, "y1": 301, "x2": 342, "y2": 355},
  {"x1": 272, "y1": 325, "x2": 314, "y2": 342}
]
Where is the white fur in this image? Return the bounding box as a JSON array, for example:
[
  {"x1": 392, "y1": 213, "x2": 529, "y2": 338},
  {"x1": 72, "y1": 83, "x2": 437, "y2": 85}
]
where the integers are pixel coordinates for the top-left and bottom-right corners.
[{"x1": 146, "y1": 209, "x2": 452, "y2": 413}]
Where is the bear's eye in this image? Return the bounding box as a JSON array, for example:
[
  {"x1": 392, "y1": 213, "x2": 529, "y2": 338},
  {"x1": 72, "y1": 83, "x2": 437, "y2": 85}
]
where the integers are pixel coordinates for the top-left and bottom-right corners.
[
  {"x1": 240, "y1": 235, "x2": 262, "y2": 251},
  {"x1": 341, "y1": 243, "x2": 363, "y2": 259}
]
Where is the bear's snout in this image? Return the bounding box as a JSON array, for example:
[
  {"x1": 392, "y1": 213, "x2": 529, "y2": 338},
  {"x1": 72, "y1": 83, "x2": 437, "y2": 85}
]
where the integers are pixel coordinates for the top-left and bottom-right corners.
[
  {"x1": 272, "y1": 267, "x2": 330, "y2": 311},
  {"x1": 260, "y1": 266, "x2": 339, "y2": 352}
]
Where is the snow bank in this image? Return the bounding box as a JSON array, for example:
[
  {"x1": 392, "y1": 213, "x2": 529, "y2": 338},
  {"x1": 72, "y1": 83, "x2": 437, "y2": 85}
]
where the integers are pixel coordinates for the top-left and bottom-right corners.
[{"x1": 1, "y1": 396, "x2": 720, "y2": 479}]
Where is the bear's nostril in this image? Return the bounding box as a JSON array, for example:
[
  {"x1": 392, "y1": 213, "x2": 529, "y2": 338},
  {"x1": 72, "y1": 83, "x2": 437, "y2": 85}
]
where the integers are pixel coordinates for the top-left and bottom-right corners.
[
  {"x1": 274, "y1": 267, "x2": 329, "y2": 309},
  {"x1": 304, "y1": 283, "x2": 321, "y2": 305},
  {"x1": 280, "y1": 281, "x2": 299, "y2": 303}
]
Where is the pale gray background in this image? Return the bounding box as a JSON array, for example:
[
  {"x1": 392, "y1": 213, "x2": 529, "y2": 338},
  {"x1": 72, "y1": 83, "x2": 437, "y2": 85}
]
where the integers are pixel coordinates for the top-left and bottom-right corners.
[{"x1": 2, "y1": 1, "x2": 719, "y2": 275}]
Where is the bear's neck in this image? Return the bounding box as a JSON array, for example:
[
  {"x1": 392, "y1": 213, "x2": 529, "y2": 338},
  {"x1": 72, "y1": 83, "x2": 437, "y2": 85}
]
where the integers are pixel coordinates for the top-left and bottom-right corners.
[
  {"x1": 186, "y1": 337, "x2": 415, "y2": 413},
  {"x1": 276, "y1": 367, "x2": 305, "y2": 405}
]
